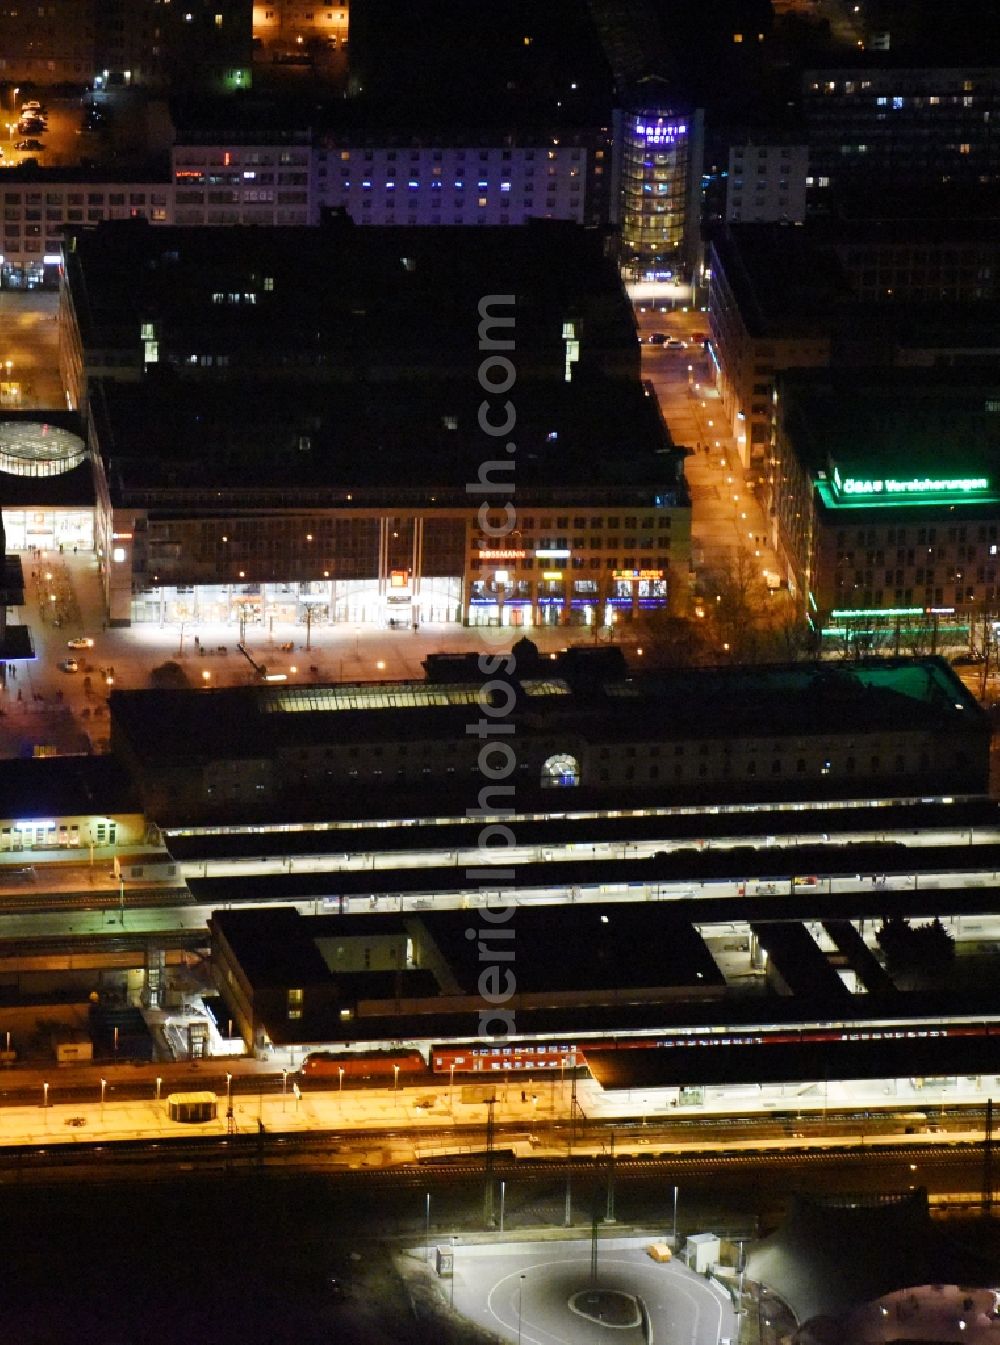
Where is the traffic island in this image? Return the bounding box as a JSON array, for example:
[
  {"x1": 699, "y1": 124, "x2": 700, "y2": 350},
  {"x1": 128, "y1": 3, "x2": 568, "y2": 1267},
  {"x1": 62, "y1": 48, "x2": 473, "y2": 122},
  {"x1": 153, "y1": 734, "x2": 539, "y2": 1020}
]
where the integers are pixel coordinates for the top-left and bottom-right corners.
[{"x1": 569, "y1": 1286, "x2": 642, "y2": 1327}]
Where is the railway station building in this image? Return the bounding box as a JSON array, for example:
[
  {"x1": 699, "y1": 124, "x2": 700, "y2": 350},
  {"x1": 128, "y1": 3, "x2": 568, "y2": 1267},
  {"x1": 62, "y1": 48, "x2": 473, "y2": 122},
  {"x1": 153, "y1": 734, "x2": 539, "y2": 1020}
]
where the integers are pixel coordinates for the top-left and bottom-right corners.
[
  {"x1": 108, "y1": 657, "x2": 990, "y2": 823},
  {"x1": 210, "y1": 904, "x2": 1000, "y2": 1119}
]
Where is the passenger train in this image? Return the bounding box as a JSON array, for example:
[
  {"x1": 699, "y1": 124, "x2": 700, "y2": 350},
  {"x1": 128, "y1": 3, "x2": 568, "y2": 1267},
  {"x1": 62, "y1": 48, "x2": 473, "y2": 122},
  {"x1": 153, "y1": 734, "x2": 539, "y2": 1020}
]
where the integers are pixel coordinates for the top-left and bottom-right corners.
[{"x1": 297, "y1": 1020, "x2": 999, "y2": 1080}]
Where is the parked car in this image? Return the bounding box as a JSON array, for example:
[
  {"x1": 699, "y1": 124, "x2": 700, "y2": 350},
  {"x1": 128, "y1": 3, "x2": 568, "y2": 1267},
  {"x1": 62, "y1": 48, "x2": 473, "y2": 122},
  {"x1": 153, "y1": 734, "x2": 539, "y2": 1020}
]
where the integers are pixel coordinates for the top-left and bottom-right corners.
[
  {"x1": 647, "y1": 332, "x2": 667, "y2": 345},
  {"x1": 58, "y1": 658, "x2": 79, "y2": 673},
  {"x1": 67, "y1": 637, "x2": 95, "y2": 650},
  {"x1": 14, "y1": 140, "x2": 44, "y2": 152},
  {"x1": 665, "y1": 337, "x2": 687, "y2": 349}
]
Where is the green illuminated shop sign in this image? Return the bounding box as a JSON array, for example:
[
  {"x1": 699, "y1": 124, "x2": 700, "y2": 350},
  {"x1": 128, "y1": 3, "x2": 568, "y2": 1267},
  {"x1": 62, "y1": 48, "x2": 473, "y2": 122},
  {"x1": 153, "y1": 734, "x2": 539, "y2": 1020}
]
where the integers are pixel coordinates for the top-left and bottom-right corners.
[
  {"x1": 818, "y1": 462, "x2": 1000, "y2": 510},
  {"x1": 832, "y1": 465, "x2": 990, "y2": 498}
]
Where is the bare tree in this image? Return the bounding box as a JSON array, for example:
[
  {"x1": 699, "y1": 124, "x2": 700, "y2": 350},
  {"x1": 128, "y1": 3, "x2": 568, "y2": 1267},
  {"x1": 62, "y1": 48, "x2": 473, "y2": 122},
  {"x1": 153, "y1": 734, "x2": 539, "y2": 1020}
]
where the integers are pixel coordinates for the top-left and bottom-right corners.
[{"x1": 695, "y1": 546, "x2": 806, "y2": 663}]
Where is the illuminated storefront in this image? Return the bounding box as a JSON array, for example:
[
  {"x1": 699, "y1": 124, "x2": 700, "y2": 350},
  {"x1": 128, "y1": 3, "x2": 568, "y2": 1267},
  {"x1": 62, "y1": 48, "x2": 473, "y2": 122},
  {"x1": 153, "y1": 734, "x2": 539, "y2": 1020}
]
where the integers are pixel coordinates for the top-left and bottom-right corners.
[
  {"x1": 110, "y1": 491, "x2": 690, "y2": 631},
  {"x1": 0, "y1": 420, "x2": 95, "y2": 551},
  {"x1": 467, "y1": 547, "x2": 672, "y2": 629},
  {"x1": 132, "y1": 576, "x2": 465, "y2": 628}
]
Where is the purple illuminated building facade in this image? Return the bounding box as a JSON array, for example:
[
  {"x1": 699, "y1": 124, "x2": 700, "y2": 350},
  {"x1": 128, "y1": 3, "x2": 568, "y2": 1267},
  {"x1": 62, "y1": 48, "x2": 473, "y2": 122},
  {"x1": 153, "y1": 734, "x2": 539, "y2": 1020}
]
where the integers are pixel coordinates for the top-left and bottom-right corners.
[{"x1": 614, "y1": 92, "x2": 704, "y2": 279}]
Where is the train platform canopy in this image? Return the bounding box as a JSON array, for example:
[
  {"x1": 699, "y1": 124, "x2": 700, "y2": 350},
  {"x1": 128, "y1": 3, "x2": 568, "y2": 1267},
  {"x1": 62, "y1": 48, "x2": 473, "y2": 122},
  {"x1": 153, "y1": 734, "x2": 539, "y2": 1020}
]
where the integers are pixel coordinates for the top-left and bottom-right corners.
[
  {"x1": 583, "y1": 1030, "x2": 1000, "y2": 1089},
  {"x1": 747, "y1": 1191, "x2": 998, "y2": 1329},
  {"x1": 209, "y1": 904, "x2": 724, "y2": 1049}
]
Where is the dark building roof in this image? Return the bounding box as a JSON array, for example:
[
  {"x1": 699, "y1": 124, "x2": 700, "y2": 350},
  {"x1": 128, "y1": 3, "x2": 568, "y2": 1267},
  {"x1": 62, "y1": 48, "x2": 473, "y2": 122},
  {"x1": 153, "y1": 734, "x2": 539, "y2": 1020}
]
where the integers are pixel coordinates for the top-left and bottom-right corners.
[
  {"x1": 748, "y1": 1191, "x2": 999, "y2": 1328},
  {"x1": 65, "y1": 219, "x2": 636, "y2": 377},
  {"x1": 778, "y1": 366, "x2": 1000, "y2": 484},
  {"x1": 423, "y1": 905, "x2": 720, "y2": 995},
  {"x1": 0, "y1": 625, "x2": 33, "y2": 662},
  {"x1": 806, "y1": 0, "x2": 1000, "y2": 64},
  {"x1": 215, "y1": 904, "x2": 719, "y2": 996},
  {"x1": 346, "y1": 0, "x2": 614, "y2": 128},
  {"x1": 751, "y1": 922, "x2": 850, "y2": 1000},
  {"x1": 0, "y1": 754, "x2": 141, "y2": 818},
  {"x1": 211, "y1": 903, "x2": 721, "y2": 1046},
  {"x1": 710, "y1": 226, "x2": 852, "y2": 337},
  {"x1": 0, "y1": 460, "x2": 95, "y2": 510},
  {"x1": 598, "y1": 659, "x2": 984, "y2": 735},
  {"x1": 89, "y1": 371, "x2": 679, "y2": 499},
  {"x1": 111, "y1": 658, "x2": 984, "y2": 767}
]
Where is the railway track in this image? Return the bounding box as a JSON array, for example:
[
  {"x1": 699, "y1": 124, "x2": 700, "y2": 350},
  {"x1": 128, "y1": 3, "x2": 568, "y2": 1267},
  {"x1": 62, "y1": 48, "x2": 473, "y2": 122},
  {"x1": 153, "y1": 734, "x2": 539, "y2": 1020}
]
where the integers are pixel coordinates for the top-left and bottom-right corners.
[{"x1": 0, "y1": 1130, "x2": 986, "y2": 1186}]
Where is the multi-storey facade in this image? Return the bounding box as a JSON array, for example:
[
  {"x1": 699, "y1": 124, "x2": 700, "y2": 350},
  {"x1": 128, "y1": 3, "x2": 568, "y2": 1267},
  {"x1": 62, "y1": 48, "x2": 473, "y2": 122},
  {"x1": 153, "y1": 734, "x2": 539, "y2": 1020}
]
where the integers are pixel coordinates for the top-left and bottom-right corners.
[
  {"x1": 0, "y1": 0, "x2": 95, "y2": 83},
  {"x1": 0, "y1": 123, "x2": 611, "y2": 285},
  {"x1": 707, "y1": 227, "x2": 838, "y2": 474},
  {"x1": 171, "y1": 140, "x2": 312, "y2": 227},
  {"x1": 94, "y1": 473, "x2": 689, "y2": 630},
  {"x1": 84, "y1": 373, "x2": 688, "y2": 630},
  {"x1": 0, "y1": 172, "x2": 173, "y2": 288},
  {"x1": 707, "y1": 221, "x2": 1000, "y2": 573},
  {"x1": 804, "y1": 66, "x2": 1000, "y2": 198},
  {"x1": 0, "y1": 0, "x2": 252, "y2": 90},
  {"x1": 614, "y1": 97, "x2": 705, "y2": 279},
  {"x1": 61, "y1": 220, "x2": 689, "y2": 630},
  {"x1": 314, "y1": 132, "x2": 611, "y2": 229},
  {"x1": 831, "y1": 228, "x2": 1000, "y2": 303},
  {"x1": 726, "y1": 142, "x2": 809, "y2": 224},
  {"x1": 772, "y1": 368, "x2": 1000, "y2": 637},
  {"x1": 252, "y1": 1, "x2": 348, "y2": 56}
]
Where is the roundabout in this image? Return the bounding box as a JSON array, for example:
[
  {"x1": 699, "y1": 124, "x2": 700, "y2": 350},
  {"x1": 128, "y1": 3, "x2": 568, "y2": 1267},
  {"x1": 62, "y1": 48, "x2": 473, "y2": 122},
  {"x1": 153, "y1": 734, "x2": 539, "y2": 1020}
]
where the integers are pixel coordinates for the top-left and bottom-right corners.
[{"x1": 456, "y1": 1236, "x2": 735, "y2": 1345}]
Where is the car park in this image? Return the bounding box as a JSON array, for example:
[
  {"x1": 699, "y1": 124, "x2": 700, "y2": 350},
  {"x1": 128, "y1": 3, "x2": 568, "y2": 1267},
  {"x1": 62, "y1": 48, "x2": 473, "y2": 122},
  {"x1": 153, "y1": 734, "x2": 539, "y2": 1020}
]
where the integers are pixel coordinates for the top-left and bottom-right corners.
[
  {"x1": 58, "y1": 658, "x2": 79, "y2": 673},
  {"x1": 67, "y1": 637, "x2": 94, "y2": 650}
]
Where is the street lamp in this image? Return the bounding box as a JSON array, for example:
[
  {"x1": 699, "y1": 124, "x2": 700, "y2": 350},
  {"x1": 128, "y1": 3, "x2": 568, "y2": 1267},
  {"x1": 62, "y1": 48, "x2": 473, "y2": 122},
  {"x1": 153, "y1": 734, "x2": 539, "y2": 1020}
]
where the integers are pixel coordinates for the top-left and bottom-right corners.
[
  {"x1": 100, "y1": 1077, "x2": 107, "y2": 1117},
  {"x1": 338, "y1": 1066, "x2": 345, "y2": 1097},
  {"x1": 449, "y1": 1061, "x2": 455, "y2": 1112},
  {"x1": 42, "y1": 1081, "x2": 49, "y2": 1108},
  {"x1": 393, "y1": 1063, "x2": 400, "y2": 1093},
  {"x1": 155, "y1": 1076, "x2": 162, "y2": 1104},
  {"x1": 225, "y1": 1071, "x2": 233, "y2": 1117},
  {"x1": 281, "y1": 1068, "x2": 288, "y2": 1111},
  {"x1": 517, "y1": 1273, "x2": 526, "y2": 1345}
]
